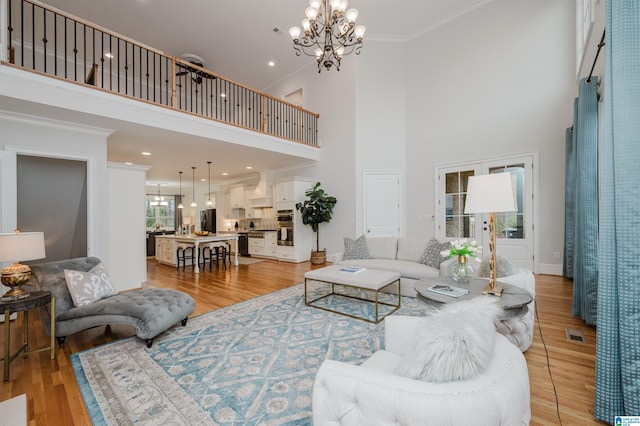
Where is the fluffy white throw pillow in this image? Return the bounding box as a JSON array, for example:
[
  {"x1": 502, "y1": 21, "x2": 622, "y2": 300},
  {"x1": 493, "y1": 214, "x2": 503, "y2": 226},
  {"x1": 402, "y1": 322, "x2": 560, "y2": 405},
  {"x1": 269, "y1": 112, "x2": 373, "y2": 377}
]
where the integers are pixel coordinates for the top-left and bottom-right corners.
[
  {"x1": 64, "y1": 262, "x2": 117, "y2": 307},
  {"x1": 393, "y1": 297, "x2": 502, "y2": 383}
]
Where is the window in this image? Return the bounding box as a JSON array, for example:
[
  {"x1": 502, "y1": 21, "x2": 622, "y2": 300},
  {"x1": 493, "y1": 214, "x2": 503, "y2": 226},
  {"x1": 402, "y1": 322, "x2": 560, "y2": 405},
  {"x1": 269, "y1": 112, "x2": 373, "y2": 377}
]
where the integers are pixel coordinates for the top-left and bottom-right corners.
[
  {"x1": 489, "y1": 165, "x2": 525, "y2": 240},
  {"x1": 443, "y1": 169, "x2": 476, "y2": 238},
  {"x1": 146, "y1": 195, "x2": 175, "y2": 231},
  {"x1": 576, "y1": 0, "x2": 595, "y2": 74}
]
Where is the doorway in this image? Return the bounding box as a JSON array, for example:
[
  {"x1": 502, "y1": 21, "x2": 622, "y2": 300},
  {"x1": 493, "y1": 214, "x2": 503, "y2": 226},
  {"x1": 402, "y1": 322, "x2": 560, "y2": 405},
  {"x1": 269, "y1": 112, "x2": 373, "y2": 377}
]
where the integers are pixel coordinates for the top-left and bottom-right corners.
[{"x1": 17, "y1": 155, "x2": 88, "y2": 261}]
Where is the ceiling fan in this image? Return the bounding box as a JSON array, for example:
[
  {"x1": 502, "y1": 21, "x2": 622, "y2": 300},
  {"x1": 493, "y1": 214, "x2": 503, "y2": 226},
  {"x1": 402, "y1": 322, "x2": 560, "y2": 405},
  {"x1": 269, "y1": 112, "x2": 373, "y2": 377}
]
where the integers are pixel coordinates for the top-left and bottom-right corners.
[{"x1": 175, "y1": 53, "x2": 215, "y2": 85}]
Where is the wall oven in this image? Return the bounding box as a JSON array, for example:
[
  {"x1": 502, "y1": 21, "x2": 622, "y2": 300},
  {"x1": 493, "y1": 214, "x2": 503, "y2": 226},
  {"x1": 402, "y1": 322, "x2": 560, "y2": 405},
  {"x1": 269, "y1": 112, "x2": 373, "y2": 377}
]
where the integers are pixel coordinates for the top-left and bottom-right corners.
[{"x1": 276, "y1": 209, "x2": 294, "y2": 246}]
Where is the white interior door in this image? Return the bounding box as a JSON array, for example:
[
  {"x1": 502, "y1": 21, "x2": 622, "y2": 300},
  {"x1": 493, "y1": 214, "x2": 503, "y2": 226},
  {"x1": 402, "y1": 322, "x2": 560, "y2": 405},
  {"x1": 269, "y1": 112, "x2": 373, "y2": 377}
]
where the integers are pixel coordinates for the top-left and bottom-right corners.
[{"x1": 364, "y1": 172, "x2": 400, "y2": 237}]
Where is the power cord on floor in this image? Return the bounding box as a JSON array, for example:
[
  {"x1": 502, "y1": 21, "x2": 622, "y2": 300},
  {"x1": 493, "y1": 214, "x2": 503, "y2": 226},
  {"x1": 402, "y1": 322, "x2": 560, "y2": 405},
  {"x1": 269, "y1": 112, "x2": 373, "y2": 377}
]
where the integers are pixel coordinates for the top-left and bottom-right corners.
[{"x1": 534, "y1": 299, "x2": 563, "y2": 425}]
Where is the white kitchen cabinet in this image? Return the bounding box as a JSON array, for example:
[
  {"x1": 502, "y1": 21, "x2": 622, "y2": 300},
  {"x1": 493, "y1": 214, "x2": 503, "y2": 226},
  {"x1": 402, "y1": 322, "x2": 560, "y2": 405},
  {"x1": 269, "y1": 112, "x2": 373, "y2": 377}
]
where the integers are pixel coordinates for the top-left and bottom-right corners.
[
  {"x1": 246, "y1": 208, "x2": 263, "y2": 219},
  {"x1": 276, "y1": 246, "x2": 296, "y2": 262},
  {"x1": 275, "y1": 181, "x2": 295, "y2": 203},
  {"x1": 275, "y1": 177, "x2": 313, "y2": 262},
  {"x1": 249, "y1": 236, "x2": 266, "y2": 256},
  {"x1": 265, "y1": 231, "x2": 277, "y2": 257},
  {"x1": 223, "y1": 192, "x2": 232, "y2": 219},
  {"x1": 230, "y1": 186, "x2": 245, "y2": 209},
  {"x1": 155, "y1": 237, "x2": 175, "y2": 265}
]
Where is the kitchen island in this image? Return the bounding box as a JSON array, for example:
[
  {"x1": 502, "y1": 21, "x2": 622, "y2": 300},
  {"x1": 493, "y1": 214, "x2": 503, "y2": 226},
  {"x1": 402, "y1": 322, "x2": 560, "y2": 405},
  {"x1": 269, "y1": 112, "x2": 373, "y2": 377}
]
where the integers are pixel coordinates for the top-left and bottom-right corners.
[{"x1": 155, "y1": 234, "x2": 239, "y2": 272}]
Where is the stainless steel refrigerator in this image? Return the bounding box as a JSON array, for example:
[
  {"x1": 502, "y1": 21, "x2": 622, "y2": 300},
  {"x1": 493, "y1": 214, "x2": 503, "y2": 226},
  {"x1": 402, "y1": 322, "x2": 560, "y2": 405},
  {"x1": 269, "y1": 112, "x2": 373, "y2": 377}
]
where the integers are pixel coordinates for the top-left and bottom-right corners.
[{"x1": 200, "y1": 209, "x2": 216, "y2": 233}]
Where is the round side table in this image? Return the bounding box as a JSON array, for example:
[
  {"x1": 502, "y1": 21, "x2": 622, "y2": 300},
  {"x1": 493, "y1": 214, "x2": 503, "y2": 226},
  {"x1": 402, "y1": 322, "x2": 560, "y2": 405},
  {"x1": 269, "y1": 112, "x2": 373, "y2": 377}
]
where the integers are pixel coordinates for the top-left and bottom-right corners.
[
  {"x1": 414, "y1": 276, "x2": 533, "y2": 320},
  {"x1": 0, "y1": 291, "x2": 56, "y2": 381}
]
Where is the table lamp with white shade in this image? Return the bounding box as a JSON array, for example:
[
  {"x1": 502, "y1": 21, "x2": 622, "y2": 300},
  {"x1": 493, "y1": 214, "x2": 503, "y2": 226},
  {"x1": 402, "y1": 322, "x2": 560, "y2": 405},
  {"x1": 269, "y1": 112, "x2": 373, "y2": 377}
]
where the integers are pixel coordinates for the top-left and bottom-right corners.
[
  {"x1": 464, "y1": 174, "x2": 517, "y2": 296},
  {"x1": 0, "y1": 231, "x2": 46, "y2": 300}
]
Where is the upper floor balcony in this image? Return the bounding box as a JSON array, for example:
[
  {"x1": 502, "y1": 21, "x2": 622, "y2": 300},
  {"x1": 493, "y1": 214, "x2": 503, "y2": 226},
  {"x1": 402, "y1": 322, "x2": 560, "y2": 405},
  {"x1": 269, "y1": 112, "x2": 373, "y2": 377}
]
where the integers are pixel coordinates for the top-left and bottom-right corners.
[{"x1": 0, "y1": 0, "x2": 320, "y2": 148}]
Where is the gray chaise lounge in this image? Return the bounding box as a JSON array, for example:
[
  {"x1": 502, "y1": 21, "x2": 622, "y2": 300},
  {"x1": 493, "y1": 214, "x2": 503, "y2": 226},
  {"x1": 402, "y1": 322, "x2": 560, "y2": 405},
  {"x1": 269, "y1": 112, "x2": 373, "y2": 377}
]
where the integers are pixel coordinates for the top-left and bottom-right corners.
[{"x1": 28, "y1": 256, "x2": 195, "y2": 348}]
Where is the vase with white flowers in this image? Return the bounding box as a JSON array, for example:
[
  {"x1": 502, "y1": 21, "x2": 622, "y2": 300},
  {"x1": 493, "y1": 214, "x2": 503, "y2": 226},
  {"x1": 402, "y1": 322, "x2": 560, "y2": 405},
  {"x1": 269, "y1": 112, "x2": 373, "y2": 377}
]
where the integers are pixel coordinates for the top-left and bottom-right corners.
[{"x1": 440, "y1": 239, "x2": 482, "y2": 283}]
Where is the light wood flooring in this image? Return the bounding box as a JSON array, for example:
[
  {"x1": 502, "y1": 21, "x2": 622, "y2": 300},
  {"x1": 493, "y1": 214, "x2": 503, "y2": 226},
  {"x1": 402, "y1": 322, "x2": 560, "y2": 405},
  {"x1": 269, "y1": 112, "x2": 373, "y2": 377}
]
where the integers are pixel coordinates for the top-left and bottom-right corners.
[{"x1": 0, "y1": 258, "x2": 606, "y2": 425}]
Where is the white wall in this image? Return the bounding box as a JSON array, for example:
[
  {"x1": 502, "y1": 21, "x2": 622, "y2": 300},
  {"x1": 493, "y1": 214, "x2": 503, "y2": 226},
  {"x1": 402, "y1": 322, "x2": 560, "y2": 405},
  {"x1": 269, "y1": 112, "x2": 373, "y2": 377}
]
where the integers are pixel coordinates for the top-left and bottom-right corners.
[
  {"x1": 268, "y1": 0, "x2": 576, "y2": 271},
  {"x1": 353, "y1": 42, "x2": 408, "y2": 236},
  {"x1": 267, "y1": 63, "x2": 358, "y2": 256},
  {"x1": 404, "y1": 0, "x2": 576, "y2": 272},
  {"x1": 107, "y1": 162, "x2": 149, "y2": 290}
]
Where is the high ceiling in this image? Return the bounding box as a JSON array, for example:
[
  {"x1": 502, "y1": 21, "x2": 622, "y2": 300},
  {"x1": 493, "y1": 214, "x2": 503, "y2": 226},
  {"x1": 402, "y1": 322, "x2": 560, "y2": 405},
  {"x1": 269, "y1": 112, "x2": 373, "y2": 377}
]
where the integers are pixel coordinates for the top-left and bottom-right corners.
[{"x1": 35, "y1": 0, "x2": 492, "y2": 191}]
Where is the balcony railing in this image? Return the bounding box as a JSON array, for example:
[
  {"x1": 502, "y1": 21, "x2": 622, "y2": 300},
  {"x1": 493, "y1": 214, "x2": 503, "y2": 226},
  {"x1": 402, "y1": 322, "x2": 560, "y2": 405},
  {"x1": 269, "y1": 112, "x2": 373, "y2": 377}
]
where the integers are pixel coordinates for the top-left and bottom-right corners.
[{"x1": 1, "y1": 0, "x2": 319, "y2": 146}]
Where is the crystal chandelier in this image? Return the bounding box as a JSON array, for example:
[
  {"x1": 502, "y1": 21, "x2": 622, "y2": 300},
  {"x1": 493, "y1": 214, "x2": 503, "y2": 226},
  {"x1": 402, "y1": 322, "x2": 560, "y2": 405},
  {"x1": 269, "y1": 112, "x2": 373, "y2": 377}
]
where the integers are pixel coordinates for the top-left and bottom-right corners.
[
  {"x1": 150, "y1": 184, "x2": 168, "y2": 207},
  {"x1": 289, "y1": 0, "x2": 366, "y2": 72}
]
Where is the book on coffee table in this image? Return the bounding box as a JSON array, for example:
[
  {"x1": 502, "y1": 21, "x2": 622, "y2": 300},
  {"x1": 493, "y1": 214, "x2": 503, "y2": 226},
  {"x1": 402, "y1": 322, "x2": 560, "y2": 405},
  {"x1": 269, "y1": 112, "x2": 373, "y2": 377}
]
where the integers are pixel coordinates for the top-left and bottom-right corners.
[
  {"x1": 427, "y1": 284, "x2": 470, "y2": 298},
  {"x1": 339, "y1": 266, "x2": 366, "y2": 274}
]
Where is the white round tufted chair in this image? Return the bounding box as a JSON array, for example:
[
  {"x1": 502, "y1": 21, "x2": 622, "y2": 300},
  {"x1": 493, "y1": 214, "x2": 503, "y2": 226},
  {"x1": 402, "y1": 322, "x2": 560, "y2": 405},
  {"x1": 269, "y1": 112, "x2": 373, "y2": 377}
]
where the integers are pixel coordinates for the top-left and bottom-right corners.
[
  {"x1": 440, "y1": 256, "x2": 536, "y2": 352},
  {"x1": 313, "y1": 315, "x2": 531, "y2": 426}
]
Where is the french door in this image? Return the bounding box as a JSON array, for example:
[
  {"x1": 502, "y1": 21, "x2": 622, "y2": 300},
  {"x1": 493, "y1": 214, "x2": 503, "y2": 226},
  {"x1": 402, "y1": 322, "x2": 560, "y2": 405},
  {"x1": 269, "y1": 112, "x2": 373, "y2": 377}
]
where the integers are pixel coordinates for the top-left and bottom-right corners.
[{"x1": 436, "y1": 155, "x2": 535, "y2": 271}]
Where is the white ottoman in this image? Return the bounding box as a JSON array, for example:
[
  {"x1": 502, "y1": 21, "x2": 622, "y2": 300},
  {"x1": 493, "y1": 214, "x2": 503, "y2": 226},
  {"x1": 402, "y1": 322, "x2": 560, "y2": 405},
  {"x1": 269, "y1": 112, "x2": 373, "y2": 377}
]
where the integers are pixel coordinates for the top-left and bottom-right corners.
[{"x1": 304, "y1": 265, "x2": 401, "y2": 323}]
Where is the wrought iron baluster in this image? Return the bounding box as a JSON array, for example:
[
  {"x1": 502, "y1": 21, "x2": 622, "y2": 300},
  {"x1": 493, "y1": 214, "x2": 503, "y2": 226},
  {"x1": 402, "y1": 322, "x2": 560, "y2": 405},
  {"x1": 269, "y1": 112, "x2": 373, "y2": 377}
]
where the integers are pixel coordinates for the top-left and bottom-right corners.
[
  {"x1": 73, "y1": 20, "x2": 77, "y2": 81},
  {"x1": 30, "y1": 1, "x2": 34, "y2": 69},
  {"x1": 64, "y1": 16, "x2": 67, "y2": 78},
  {"x1": 124, "y1": 40, "x2": 127, "y2": 94},
  {"x1": 42, "y1": 5, "x2": 47, "y2": 72},
  {"x1": 83, "y1": 23, "x2": 86, "y2": 82},
  {"x1": 53, "y1": 12, "x2": 57, "y2": 75}
]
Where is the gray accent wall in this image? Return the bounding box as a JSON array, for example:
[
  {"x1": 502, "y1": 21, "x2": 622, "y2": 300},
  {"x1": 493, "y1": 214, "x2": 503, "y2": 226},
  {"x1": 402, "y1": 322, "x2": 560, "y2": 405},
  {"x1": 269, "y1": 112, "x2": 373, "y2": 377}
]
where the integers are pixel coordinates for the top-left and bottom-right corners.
[{"x1": 17, "y1": 155, "x2": 88, "y2": 262}]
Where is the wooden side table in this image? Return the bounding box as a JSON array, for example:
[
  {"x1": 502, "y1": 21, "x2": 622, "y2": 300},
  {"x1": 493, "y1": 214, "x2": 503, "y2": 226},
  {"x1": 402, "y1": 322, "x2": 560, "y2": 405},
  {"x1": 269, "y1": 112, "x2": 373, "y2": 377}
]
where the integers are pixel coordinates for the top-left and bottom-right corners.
[{"x1": 1, "y1": 291, "x2": 55, "y2": 381}]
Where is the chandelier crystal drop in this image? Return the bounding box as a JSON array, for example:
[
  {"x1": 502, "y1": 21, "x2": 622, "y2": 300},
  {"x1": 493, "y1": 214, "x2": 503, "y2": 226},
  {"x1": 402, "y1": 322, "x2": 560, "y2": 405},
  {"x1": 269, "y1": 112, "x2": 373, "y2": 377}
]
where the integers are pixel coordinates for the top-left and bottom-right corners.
[
  {"x1": 289, "y1": 0, "x2": 366, "y2": 72},
  {"x1": 206, "y1": 161, "x2": 213, "y2": 207},
  {"x1": 190, "y1": 167, "x2": 197, "y2": 208},
  {"x1": 177, "y1": 171, "x2": 184, "y2": 209}
]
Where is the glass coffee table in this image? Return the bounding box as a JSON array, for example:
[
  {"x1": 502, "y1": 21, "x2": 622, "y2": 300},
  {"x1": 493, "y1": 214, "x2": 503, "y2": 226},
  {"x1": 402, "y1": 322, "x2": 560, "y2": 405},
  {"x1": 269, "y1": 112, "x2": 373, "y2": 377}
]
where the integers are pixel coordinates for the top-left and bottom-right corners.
[{"x1": 414, "y1": 276, "x2": 533, "y2": 319}]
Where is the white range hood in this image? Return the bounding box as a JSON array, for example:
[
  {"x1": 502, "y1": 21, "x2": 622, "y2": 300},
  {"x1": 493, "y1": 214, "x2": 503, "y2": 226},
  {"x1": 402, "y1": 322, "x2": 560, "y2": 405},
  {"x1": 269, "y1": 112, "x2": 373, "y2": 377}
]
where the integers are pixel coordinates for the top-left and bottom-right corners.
[{"x1": 250, "y1": 171, "x2": 273, "y2": 208}]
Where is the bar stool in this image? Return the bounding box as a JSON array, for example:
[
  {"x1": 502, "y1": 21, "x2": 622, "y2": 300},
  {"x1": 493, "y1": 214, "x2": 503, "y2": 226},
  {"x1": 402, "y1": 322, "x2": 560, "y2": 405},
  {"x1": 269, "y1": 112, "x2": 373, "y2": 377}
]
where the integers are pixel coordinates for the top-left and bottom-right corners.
[
  {"x1": 176, "y1": 243, "x2": 196, "y2": 270},
  {"x1": 201, "y1": 242, "x2": 227, "y2": 270},
  {"x1": 225, "y1": 241, "x2": 232, "y2": 264}
]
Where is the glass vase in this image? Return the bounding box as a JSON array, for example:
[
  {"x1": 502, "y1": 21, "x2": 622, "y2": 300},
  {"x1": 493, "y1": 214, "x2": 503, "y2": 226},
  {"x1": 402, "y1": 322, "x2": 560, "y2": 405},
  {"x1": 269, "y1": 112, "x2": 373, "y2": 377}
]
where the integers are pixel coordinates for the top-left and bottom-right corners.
[{"x1": 451, "y1": 255, "x2": 474, "y2": 283}]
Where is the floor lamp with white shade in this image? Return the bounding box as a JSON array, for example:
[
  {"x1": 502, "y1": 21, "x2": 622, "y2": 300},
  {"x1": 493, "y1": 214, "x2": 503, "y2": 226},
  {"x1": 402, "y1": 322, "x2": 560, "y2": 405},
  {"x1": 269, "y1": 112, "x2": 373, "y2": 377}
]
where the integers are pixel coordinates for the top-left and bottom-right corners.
[{"x1": 464, "y1": 173, "x2": 517, "y2": 296}]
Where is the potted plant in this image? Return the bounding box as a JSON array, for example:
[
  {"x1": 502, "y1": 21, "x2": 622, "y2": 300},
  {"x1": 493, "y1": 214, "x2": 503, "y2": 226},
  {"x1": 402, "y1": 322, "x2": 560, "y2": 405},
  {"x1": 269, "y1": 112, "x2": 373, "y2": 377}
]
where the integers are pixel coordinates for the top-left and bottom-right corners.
[{"x1": 296, "y1": 182, "x2": 337, "y2": 265}]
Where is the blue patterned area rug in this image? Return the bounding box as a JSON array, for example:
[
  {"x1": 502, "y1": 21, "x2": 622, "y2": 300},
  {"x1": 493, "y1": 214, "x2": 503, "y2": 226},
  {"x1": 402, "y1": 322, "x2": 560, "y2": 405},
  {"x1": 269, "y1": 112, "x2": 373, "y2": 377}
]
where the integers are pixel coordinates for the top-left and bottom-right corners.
[{"x1": 72, "y1": 284, "x2": 434, "y2": 425}]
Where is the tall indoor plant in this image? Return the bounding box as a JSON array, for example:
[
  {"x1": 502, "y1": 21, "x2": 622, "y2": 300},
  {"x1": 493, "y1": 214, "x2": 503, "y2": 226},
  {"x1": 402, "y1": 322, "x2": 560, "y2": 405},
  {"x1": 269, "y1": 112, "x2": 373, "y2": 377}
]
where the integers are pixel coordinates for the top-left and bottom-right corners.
[{"x1": 296, "y1": 182, "x2": 337, "y2": 264}]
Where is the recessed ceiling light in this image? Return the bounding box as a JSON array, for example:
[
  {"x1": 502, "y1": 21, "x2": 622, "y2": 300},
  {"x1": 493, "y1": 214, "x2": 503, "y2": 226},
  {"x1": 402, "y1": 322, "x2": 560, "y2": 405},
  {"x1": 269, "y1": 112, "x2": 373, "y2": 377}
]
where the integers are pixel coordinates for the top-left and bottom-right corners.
[
  {"x1": 200, "y1": 178, "x2": 206, "y2": 182},
  {"x1": 268, "y1": 61, "x2": 275, "y2": 67},
  {"x1": 125, "y1": 162, "x2": 133, "y2": 165},
  {"x1": 220, "y1": 93, "x2": 226, "y2": 98},
  {"x1": 245, "y1": 166, "x2": 253, "y2": 170},
  {"x1": 105, "y1": 52, "x2": 114, "y2": 59},
  {"x1": 221, "y1": 172, "x2": 228, "y2": 176},
  {"x1": 141, "y1": 152, "x2": 151, "y2": 156}
]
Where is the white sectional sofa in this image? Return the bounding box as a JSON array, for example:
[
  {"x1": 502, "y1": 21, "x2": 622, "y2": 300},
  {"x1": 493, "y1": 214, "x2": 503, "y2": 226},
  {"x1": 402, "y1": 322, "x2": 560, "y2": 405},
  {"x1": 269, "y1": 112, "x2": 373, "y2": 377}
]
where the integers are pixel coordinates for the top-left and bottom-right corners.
[
  {"x1": 334, "y1": 237, "x2": 445, "y2": 297},
  {"x1": 335, "y1": 236, "x2": 537, "y2": 351}
]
